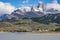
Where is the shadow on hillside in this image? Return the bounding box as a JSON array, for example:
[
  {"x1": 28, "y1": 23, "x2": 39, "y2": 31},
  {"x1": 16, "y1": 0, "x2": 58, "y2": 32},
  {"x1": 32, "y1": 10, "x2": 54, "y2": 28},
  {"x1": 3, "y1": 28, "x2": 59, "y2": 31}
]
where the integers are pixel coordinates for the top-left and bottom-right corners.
[{"x1": 31, "y1": 13, "x2": 60, "y2": 24}]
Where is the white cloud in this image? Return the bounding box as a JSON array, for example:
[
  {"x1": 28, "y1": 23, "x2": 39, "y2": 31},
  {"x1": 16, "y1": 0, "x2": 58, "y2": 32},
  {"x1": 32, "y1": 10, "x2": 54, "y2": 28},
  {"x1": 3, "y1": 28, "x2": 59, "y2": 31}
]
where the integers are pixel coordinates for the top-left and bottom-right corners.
[
  {"x1": 46, "y1": 0, "x2": 60, "y2": 11},
  {"x1": 21, "y1": 0, "x2": 30, "y2": 7},
  {"x1": 20, "y1": 0, "x2": 29, "y2": 7},
  {"x1": 0, "y1": 2, "x2": 16, "y2": 14},
  {"x1": 22, "y1": 0, "x2": 29, "y2": 4}
]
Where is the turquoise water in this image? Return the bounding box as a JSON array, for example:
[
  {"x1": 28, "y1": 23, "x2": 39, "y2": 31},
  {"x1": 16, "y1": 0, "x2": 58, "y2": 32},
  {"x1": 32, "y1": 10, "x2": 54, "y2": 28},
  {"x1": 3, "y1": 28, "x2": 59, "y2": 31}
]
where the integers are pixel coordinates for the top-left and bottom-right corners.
[{"x1": 0, "y1": 32, "x2": 60, "y2": 40}]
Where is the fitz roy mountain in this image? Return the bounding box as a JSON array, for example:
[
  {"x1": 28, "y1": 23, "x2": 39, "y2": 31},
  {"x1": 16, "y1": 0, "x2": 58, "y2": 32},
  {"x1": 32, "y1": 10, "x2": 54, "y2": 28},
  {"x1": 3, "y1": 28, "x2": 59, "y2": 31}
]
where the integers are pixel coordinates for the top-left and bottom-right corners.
[
  {"x1": 11, "y1": 2, "x2": 44, "y2": 19},
  {"x1": 0, "y1": 2, "x2": 45, "y2": 20},
  {"x1": 0, "y1": 1, "x2": 60, "y2": 21}
]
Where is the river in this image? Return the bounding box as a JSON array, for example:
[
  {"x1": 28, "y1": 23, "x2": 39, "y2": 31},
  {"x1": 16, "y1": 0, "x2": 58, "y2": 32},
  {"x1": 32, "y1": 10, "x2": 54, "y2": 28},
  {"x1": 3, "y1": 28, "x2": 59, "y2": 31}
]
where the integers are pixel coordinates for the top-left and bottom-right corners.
[{"x1": 0, "y1": 32, "x2": 60, "y2": 40}]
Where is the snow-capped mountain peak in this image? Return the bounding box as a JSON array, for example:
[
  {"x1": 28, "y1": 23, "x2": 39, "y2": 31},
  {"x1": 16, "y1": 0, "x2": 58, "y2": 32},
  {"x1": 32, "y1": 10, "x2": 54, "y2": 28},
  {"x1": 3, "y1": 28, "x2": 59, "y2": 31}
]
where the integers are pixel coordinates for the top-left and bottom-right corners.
[
  {"x1": 0, "y1": 0, "x2": 60, "y2": 21},
  {"x1": 10, "y1": 2, "x2": 44, "y2": 18},
  {"x1": 31, "y1": 5, "x2": 39, "y2": 12}
]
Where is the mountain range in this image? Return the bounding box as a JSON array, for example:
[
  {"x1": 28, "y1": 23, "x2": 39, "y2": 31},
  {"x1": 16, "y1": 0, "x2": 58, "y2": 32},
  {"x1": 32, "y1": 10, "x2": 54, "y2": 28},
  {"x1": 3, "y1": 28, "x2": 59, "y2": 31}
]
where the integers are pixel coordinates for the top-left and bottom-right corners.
[
  {"x1": 0, "y1": 2, "x2": 60, "y2": 21},
  {"x1": 0, "y1": 0, "x2": 60, "y2": 32}
]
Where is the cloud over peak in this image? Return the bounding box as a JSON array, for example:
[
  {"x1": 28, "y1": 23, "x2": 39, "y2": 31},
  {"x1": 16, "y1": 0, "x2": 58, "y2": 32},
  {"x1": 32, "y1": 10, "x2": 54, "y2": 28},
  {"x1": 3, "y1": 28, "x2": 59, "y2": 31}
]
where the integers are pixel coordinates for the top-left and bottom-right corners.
[
  {"x1": 0, "y1": 2, "x2": 16, "y2": 14},
  {"x1": 0, "y1": 0, "x2": 60, "y2": 15},
  {"x1": 22, "y1": 0, "x2": 29, "y2": 4},
  {"x1": 46, "y1": 0, "x2": 60, "y2": 11}
]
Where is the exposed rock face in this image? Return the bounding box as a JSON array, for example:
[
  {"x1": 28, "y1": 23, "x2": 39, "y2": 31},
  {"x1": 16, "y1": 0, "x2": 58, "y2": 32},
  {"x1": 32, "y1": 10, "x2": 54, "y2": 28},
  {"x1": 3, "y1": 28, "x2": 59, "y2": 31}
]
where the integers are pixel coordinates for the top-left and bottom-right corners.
[{"x1": 11, "y1": 2, "x2": 44, "y2": 19}]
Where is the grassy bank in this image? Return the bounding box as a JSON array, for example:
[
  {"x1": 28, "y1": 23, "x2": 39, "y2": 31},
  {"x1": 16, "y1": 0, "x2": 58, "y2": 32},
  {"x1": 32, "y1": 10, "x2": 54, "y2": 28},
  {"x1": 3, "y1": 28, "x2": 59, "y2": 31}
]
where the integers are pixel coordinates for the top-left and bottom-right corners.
[{"x1": 0, "y1": 19, "x2": 60, "y2": 32}]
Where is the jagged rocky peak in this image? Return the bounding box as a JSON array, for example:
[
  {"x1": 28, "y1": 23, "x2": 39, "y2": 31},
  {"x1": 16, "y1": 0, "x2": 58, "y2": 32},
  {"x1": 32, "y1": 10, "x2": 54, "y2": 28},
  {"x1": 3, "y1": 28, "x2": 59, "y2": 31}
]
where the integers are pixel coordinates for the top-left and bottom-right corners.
[
  {"x1": 11, "y1": 2, "x2": 45, "y2": 19},
  {"x1": 37, "y1": 1, "x2": 44, "y2": 12},
  {"x1": 31, "y1": 5, "x2": 35, "y2": 11},
  {"x1": 31, "y1": 2, "x2": 44, "y2": 12},
  {"x1": 37, "y1": 1, "x2": 43, "y2": 8},
  {"x1": 12, "y1": 1, "x2": 45, "y2": 14},
  {"x1": 31, "y1": 5, "x2": 39, "y2": 12},
  {"x1": 12, "y1": 7, "x2": 31, "y2": 14}
]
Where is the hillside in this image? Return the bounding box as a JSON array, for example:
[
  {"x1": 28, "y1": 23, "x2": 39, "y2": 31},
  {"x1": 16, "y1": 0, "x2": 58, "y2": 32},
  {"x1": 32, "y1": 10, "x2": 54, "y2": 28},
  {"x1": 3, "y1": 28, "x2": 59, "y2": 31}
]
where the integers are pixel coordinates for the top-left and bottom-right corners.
[
  {"x1": 32, "y1": 13, "x2": 60, "y2": 24},
  {"x1": 0, "y1": 13, "x2": 60, "y2": 32}
]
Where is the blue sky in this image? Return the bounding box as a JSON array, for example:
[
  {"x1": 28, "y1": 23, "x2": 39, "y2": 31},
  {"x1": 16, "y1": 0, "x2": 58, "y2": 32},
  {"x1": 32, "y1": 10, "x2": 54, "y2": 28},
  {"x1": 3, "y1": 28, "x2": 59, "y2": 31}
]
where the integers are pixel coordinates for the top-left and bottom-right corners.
[
  {"x1": 0, "y1": 0, "x2": 60, "y2": 8},
  {"x1": 0, "y1": 0, "x2": 60, "y2": 14}
]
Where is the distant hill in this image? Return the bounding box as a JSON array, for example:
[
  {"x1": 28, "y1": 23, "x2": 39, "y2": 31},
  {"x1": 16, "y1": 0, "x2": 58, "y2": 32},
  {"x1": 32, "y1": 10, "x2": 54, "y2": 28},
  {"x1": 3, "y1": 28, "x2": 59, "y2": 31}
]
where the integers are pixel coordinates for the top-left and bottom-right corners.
[
  {"x1": 0, "y1": 13, "x2": 60, "y2": 32},
  {"x1": 32, "y1": 13, "x2": 60, "y2": 24}
]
